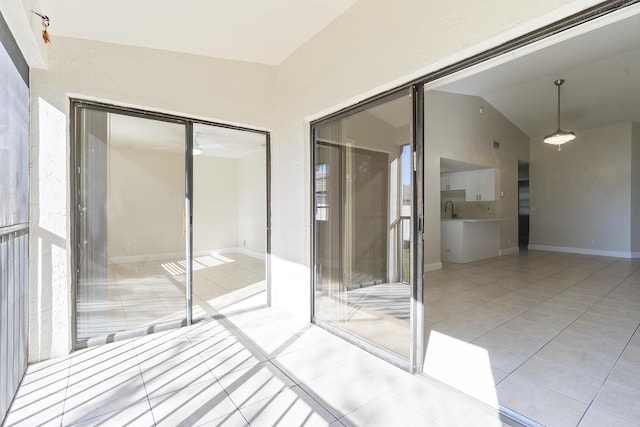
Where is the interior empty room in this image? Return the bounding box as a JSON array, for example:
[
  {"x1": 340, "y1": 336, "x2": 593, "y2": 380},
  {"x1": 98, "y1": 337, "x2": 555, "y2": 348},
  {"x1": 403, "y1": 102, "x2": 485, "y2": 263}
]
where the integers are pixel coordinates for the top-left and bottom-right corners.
[{"x1": 1, "y1": 1, "x2": 639, "y2": 426}]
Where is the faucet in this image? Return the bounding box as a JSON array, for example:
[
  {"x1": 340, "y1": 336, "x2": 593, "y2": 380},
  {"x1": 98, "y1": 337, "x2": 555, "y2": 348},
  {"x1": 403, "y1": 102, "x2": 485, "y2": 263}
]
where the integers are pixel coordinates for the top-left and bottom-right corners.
[{"x1": 444, "y1": 200, "x2": 457, "y2": 218}]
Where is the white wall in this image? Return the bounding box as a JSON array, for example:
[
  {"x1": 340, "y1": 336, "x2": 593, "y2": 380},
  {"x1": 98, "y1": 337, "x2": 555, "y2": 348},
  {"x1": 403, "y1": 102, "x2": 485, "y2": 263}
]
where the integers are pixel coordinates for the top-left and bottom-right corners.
[
  {"x1": 633, "y1": 123, "x2": 640, "y2": 253},
  {"x1": 631, "y1": 123, "x2": 640, "y2": 252},
  {"x1": 29, "y1": 37, "x2": 276, "y2": 361},
  {"x1": 238, "y1": 150, "x2": 267, "y2": 254},
  {"x1": 529, "y1": 122, "x2": 634, "y2": 256},
  {"x1": 108, "y1": 147, "x2": 184, "y2": 259},
  {"x1": 424, "y1": 91, "x2": 530, "y2": 268},
  {"x1": 193, "y1": 156, "x2": 240, "y2": 253}
]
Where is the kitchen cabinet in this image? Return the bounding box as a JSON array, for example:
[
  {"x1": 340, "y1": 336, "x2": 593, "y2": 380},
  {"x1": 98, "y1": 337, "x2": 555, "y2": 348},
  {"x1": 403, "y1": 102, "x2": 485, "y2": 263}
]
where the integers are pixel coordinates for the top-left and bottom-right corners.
[
  {"x1": 441, "y1": 219, "x2": 500, "y2": 263},
  {"x1": 440, "y1": 171, "x2": 467, "y2": 191},
  {"x1": 440, "y1": 168, "x2": 499, "y2": 201},
  {"x1": 464, "y1": 168, "x2": 499, "y2": 202}
]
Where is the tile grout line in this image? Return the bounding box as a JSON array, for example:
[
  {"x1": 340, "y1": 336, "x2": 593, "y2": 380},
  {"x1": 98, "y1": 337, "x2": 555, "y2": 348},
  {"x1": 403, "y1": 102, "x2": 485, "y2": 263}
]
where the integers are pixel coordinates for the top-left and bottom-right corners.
[{"x1": 575, "y1": 321, "x2": 640, "y2": 426}]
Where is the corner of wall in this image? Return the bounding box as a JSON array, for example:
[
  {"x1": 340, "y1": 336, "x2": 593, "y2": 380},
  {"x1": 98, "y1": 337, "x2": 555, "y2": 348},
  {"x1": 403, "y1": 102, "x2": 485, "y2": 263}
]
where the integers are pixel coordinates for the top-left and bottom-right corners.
[{"x1": 631, "y1": 122, "x2": 640, "y2": 251}]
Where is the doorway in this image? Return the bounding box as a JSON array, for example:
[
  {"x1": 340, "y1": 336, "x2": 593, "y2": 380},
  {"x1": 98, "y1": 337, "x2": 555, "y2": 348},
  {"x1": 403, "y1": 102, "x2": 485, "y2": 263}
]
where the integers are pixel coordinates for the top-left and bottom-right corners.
[
  {"x1": 312, "y1": 90, "x2": 421, "y2": 368},
  {"x1": 71, "y1": 101, "x2": 269, "y2": 346},
  {"x1": 518, "y1": 161, "x2": 530, "y2": 249}
]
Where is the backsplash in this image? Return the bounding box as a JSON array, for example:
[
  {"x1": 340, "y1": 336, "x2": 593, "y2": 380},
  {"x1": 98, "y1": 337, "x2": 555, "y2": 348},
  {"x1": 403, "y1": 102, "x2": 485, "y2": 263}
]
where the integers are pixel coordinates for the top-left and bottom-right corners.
[{"x1": 440, "y1": 190, "x2": 500, "y2": 219}]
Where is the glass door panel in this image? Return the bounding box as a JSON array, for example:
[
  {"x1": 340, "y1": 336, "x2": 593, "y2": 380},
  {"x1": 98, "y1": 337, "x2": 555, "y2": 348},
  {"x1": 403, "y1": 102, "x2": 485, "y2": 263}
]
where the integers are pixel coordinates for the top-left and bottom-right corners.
[
  {"x1": 313, "y1": 92, "x2": 413, "y2": 359},
  {"x1": 192, "y1": 124, "x2": 268, "y2": 318},
  {"x1": 76, "y1": 109, "x2": 187, "y2": 343}
]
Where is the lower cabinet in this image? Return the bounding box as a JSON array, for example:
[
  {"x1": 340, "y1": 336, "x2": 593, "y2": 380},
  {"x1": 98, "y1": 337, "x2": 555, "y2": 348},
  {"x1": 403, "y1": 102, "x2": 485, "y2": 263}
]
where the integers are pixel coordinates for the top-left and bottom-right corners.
[{"x1": 441, "y1": 219, "x2": 500, "y2": 263}]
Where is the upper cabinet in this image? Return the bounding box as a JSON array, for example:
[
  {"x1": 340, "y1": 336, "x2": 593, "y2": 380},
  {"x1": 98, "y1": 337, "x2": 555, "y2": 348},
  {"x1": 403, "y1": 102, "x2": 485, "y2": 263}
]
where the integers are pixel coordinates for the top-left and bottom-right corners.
[
  {"x1": 441, "y1": 168, "x2": 499, "y2": 201},
  {"x1": 440, "y1": 172, "x2": 467, "y2": 191},
  {"x1": 465, "y1": 168, "x2": 499, "y2": 201}
]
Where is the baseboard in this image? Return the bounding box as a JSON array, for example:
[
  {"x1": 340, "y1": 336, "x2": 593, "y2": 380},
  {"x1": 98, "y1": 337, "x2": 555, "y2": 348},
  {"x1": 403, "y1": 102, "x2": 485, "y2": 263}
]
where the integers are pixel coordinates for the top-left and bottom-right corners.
[
  {"x1": 229, "y1": 248, "x2": 267, "y2": 261},
  {"x1": 499, "y1": 247, "x2": 519, "y2": 256},
  {"x1": 424, "y1": 262, "x2": 443, "y2": 272},
  {"x1": 109, "y1": 251, "x2": 185, "y2": 264},
  {"x1": 528, "y1": 244, "x2": 639, "y2": 259}
]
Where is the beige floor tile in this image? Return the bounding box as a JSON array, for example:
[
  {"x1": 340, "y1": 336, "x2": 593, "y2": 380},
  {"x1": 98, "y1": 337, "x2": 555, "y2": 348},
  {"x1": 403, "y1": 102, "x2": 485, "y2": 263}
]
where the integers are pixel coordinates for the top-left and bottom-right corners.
[
  {"x1": 514, "y1": 356, "x2": 602, "y2": 403},
  {"x1": 579, "y1": 406, "x2": 640, "y2": 427},
  {"x1": 620, "y1": 343, "x2": 640, "y2": 367},
  {"x1": 473, "y1": 325, "x2": 549, "y2": 355},
  {"x1": 496, "y1": 374, "x2": 587, "y2": 427},
  {"x1": 536, "y1": 341, "x2": 616, "y2": 379},
  {"x1": 498, "y1": 316, "x2": 559, "y2": 341},
  {"x1": 607, "y1": 362, "x2": 640, "y2": 389},
  {"x1": 578, "y1": 311, "x2": 640, "y2": 330},
  {"x1": 564, "y1": 319, "x2": 635, "y2": 345},
  {"x1": 593, "y1": 381, "x2": 640, "y2": 423},
  {"x1": 552, "y1": 328, "x2": 626, "y2": 360},
  {"x1": 587, "y1": 303, "x2": 640, "y2": 321}
]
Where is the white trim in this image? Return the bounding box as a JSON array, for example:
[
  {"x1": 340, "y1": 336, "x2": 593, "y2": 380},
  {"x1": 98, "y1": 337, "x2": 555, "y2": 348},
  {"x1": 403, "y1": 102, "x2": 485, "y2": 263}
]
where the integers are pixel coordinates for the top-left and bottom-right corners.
[
  {"x1": 213, "y1": 247, "x2": 266, "y2": 261},
  {"x1": 528, "y1": 244, "x2": 639, "y2": 259},
  {"x1": 109, "y1": 247, "x2": 265, "y2": 264},
  {"x1": 499, "y1": 247, "x2": 519, "y2": 256},
  {"x1": 424, "y1": 262, "x2": 443, "y2": 273}
]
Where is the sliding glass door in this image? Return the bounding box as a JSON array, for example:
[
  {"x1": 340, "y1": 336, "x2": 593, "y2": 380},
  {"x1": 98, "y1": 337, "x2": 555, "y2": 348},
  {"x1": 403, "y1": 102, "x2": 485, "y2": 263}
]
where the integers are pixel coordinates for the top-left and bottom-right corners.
[
  {"x1": 192, "y1": 124, "x2": 268, "y2": 318},
  {"x1": 73, "y1": 102, "x2": 270, "y2": 346},
  {"x1": 313, "y1": 90, "x2": 417, "y2": 365},
  {"x1": 75, "y1": 108, "x2": 187, "y2": 343}
]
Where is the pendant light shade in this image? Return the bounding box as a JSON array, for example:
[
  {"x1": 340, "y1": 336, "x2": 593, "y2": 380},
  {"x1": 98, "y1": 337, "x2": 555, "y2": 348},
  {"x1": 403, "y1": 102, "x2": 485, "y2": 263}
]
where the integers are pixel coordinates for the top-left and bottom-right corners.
[{"x1": 543, "y1": 79, "x2": 575, "y2": 151}]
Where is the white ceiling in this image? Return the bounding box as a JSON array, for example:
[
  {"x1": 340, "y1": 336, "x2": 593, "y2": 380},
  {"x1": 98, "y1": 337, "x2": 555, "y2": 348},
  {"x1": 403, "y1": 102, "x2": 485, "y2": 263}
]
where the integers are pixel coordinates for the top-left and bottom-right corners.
[{"x1": 40, "y1": 0, "x2": 358, "y2": 65}]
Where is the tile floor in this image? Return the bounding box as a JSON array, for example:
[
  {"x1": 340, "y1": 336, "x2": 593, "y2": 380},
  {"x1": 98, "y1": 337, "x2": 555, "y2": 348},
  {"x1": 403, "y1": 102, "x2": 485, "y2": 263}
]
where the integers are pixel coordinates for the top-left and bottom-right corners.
[
  {"x1": 5, "y1": 307, "x2": 508, "y2": 427},
  {"x1": 10, "y1": 250, "x2": 640, "y2": 426},
  {"x1": 423, "y1": 250, "x2": 640, "y2": 427},
  {"x1": 77, "y1": 252, "x2": 266, "y2": 343}
]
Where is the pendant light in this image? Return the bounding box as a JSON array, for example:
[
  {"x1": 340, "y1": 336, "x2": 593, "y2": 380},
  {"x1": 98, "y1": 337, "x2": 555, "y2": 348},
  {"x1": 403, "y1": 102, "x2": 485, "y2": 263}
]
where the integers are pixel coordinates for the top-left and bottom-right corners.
[{"x1": 543, "y1": 79, "x2": 575, "y2": 151}]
